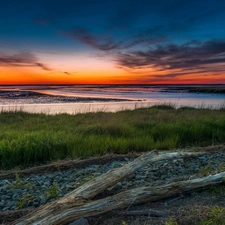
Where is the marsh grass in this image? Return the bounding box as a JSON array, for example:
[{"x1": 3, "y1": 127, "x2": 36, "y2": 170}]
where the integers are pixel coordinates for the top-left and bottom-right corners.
[
  {"x1": 199, "y1": 206, "x2": 225, "y2": 225},
  {"x1": 16, "y1": 193, "x2": 35, "y2": 209},
  {"x1": 0, "y1": 105, "x2": 225, "y2": 169},
  {"x1": 45, "y1": 183, "x2": 59, "y2": 200}
]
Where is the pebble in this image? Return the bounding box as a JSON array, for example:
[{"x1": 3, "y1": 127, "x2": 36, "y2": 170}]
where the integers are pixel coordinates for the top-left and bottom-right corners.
[
  {"x1": 0, "y1": 152, "x2": 225, "y2": 211},
  {"x1": 68, "y1": 217, "x2": 89, "y2": 225}
]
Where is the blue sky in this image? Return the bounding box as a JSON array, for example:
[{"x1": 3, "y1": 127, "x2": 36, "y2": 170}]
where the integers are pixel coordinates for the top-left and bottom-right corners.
[{"x1": 0, "y1": 0, "x2": 225, "y2": 84}]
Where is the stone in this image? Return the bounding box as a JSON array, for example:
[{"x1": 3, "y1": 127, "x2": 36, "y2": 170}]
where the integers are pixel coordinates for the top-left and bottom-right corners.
[
  {"x1": 12, "y1": 189, "x2": 23, "y2": 195},
  {"x1": 124, "y1": 157, "x2": 130, "y2": 162},
  {"x1": 68, "y1": 217, "x2": 89, "y2": 225},
  {"x1": 13, "y1": 194, "x2": 19, "y2": 199},
  {"x1": 7, "y1": 201, "x2": 15, "y2": 208},
  {"x1": 40, "y1": 197, "x2": 47, "y2": 205},
  {"x1": 2, "y1": 207, "x2": 10, "y2": 211},
  {"x1": 0, "y1": 180, "x2": 6, "y2": 185},
  {"x1": 135, "y1": 175, "x2": 146, "y2": 180},
  {"x1": 110, "y1": 161, "x2": 122, "y2": 168},
  {"x1": 32, "y1": 202, "x2": 39, "y2": 207},
  {"x1": 1, "y1": 195, "x2": 10, "y2": 200},
  {"x1": 198, "y1": 156, "x2": 207, "y2": 160},
  {"x1": 0, "y1": 185, "x2": 8, "y2": 192}
]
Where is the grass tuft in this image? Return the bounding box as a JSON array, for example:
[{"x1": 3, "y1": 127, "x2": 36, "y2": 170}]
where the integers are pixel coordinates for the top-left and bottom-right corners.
[{"x1": 199, "y1": 206, "x2": 225, "y2": 225}]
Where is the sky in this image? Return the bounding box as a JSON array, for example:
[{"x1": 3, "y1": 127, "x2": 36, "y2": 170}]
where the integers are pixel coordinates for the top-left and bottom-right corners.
[{"x1": 0, "y1": 0, "x2": 225, "y2": 85}]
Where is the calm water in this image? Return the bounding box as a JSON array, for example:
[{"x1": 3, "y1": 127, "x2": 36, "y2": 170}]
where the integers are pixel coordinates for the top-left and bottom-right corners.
[{"x1": 0, "y1": 85, "x2": 224, "y2": 114}]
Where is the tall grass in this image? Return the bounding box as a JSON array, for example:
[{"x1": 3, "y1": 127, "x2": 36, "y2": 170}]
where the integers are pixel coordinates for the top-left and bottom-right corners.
[{"x1": 0, "y1": 105, "x2": 225, "y2": 169}]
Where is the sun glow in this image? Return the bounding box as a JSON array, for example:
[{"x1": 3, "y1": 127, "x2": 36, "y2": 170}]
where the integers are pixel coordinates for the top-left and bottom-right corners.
[{"x1": 0, "y1": 57, "x2": 225, "y2": 85}]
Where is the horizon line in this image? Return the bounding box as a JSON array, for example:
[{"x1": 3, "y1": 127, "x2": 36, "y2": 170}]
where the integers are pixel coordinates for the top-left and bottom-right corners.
[{"x1": 1, "y1": 83, "x2": 225, "y2": 86}]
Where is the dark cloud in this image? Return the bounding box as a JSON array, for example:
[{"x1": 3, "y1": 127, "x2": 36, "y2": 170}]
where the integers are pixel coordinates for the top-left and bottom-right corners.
[
  {"x1": 48, "y1": 71, "x2": 77, "y2": 75},
  {"x1": 116, "y1": 40, "x2": 225, "y2": 73},
  {"x1": 64, "y1": 29, "x2": 124, "y2": 51},
  {"x1": 64, "y1": 71, "x2": 71, "y2": 75},
  {"x1": 35, "y1": 63, "x2": 51, "y2": 71},
  {"x1": 0, "y1": 52, "x2": 52, "y2": 71},
  {"x1": 64, "y1": 71, "x2": 77, "y2": 75},
  {"x1": 123, "y1": 28, "x2": 168, "y2": 49},
  {"x1": 65, "y1": 27, "x2": 167, "y2": 51}
]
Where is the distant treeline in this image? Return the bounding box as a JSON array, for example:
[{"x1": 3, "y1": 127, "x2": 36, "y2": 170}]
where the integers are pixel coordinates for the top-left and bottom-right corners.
[{"x1": 188, "y1": 88, "x2": 225, "y2": 94}]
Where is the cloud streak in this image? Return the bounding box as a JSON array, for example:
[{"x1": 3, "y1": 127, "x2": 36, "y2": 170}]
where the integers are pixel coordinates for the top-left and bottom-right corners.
[
  {"x1": 116, "y1": 40, "x2": 225, "y2": 74},
  {"x1": 64, "y1": 29, "x2": 124, "y2": 51},
  {"x1": 64, "y1": 27, "x2": 167, "y2": 51},
  {"x1": 0, "y1": 52, "x2": 52, "y2": 71}
]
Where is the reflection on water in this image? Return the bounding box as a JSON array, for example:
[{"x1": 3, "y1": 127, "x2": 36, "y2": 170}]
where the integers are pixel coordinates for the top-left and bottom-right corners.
[
  {"x1": 0, "y1": 85, "x2": 225, "y2": 114},
  {"x1": 1, "y1": 99, "x2": 225, "y2": 115}
]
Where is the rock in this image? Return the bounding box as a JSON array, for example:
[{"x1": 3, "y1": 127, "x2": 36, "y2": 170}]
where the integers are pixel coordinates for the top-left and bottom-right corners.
[
  {"x1": 12, "y1": 189, "x2": 23, "y2": 195},
  {"x1": 135, "y1": 175, "x2": 146, "y2": 180},
  {"x1": 0, "y1": 180, "x2": 6, "y2": 185},
  {"x1": 40, "y1": 197, "x2": 47, "y2": 205},
  {"x1": 198, "y1": 156, "x2": 207, "y2": 160},
  {"x1": 0, "y1": 185, "x2": 8, "y2": 192},
  {"x1": 124, "y1": 157, "x2": 130, "y2": 162},
  {"x1": 32, "y1": 202, "x2": 39, "y2": 207},
  {"x1": 68, "y1": 217, "x2": 89, "y2": 225},
  {"x1": 1, "y1": 195, "x2": 10, "y2": 200},
  {"x1": 110, "y1": 161, "x2": 122, "y2": 168},
  {"x1": 13, "y1": 194, "x2": 19, "y2": 199},
  {"x1": 7, "y1": 201, "x2": 15, "y2": 208},
  {"x1": 115, "y1": 182, "x2": 122, "y2": 189},
  {"x1": 2, "y1": 207, "x2": 10, "y2": 211}
]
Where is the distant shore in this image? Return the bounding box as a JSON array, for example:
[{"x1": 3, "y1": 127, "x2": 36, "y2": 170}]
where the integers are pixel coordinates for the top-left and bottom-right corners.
[
  {"x1": 0, "y1": 90, "x2": 134, "y2": 105},
  {"x1": 160, "y1": 85, "x2": 225, "y2": 94}
]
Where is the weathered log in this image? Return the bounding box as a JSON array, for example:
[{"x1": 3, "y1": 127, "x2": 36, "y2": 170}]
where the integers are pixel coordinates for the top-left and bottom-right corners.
[
  {"x1": 117, "y1": 209, "x2": 168, "y2": 217},
  {"x1": 17, "y1": 171, "x2": 225, "y2": 225},
  {"x1": 15, "y1": 150, "x2": 205, "y2": 225}
]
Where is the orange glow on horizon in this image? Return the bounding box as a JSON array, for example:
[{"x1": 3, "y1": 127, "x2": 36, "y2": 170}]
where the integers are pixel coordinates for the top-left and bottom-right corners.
[{"x1": 0, "y1": 65, "x2": 225, "y2": 85}]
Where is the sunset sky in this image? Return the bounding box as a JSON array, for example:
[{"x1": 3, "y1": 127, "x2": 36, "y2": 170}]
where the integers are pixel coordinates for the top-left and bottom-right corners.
[{"x1": 0, "y1": 0, "x2": 225, "y2": 84}]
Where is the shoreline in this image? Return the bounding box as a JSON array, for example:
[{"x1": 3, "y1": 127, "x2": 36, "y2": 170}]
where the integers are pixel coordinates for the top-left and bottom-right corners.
[
  {"x1": 0, "y1": 90, "x2": 135, "y2": 105},
  {"x1": 1, "y1": 100, "x2": 225, "y2": 115},
  {"x1": 0, "y1": 101, "x2": 153, "y2": 115}
]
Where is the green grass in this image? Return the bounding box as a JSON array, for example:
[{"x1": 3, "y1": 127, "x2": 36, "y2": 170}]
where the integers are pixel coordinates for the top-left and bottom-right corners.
[
  {"x1": 45, "y1": 183, "x2": 59, "y2": 200},
  {"x1": 0, "y1": 105, "x2": 225, "y2": 170},
  {"x1": 199, "y1": 206, "x2": 225, "y2": 225}
]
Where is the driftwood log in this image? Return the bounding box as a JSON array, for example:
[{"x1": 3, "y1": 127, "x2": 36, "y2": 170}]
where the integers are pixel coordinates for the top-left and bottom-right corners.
[
  {"x1": 16, "y1": 171, "x2": 225, "y2": 225},
  {"x1": 14, "y1": 150, "x2": 207, "y2": 225}
]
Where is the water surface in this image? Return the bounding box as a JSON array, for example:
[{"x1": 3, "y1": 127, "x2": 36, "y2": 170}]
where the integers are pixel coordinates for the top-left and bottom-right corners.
[{"x1": 0, "y1": 85, "x2": 224, "y2": 114}]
